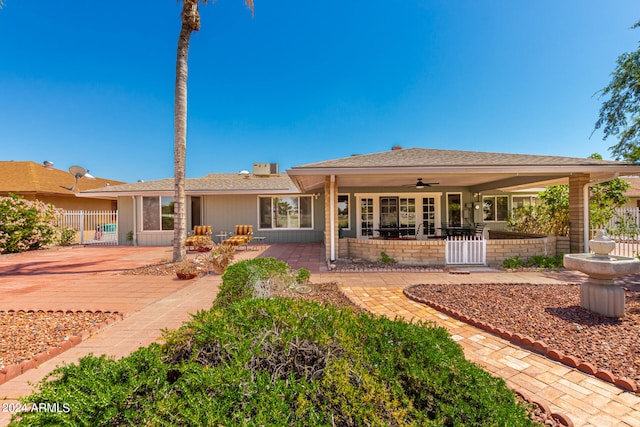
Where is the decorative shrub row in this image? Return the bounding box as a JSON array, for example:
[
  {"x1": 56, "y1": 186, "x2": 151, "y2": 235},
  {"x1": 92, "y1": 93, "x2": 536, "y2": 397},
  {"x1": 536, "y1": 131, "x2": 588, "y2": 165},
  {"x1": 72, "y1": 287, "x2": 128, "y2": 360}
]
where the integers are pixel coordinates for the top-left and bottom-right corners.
[{"x1": 501, "y1": 254, "x2": 564, "y2": 270}]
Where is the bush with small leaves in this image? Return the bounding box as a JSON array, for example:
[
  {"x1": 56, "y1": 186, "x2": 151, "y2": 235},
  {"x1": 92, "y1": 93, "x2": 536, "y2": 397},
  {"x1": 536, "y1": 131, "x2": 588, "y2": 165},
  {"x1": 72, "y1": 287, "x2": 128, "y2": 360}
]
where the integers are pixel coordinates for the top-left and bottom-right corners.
[
  {"x1": 214, "y1": 257, "x2": 291, "y2": 307},
  {"x1": 0, "y1": 194, "x2": 61, "y2": 253},
  {"x1": 12, "y1": 298, "x2": 537, "y2": 426}
]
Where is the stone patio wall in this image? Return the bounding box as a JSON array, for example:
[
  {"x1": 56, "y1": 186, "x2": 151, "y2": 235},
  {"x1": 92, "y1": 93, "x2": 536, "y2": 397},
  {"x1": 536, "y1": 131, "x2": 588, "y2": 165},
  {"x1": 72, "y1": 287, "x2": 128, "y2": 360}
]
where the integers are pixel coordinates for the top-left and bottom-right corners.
[{"x1": 339, "y1": 235, "x2": 560, "y2": 266}]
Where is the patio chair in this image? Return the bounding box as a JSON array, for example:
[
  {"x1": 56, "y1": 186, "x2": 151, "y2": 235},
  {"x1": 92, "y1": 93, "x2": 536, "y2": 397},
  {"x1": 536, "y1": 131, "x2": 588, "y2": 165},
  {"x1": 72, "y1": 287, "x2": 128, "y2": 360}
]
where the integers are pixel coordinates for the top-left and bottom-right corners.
[
  {"x1": 185, "y1": 225, "x2": 212, "y2": 250},
  {"x1": 474, "y1": 223, "x2": 485, "y2": 238},
  {"x1": 223, "y1": 225, "x2": 253, "y2": 250}
]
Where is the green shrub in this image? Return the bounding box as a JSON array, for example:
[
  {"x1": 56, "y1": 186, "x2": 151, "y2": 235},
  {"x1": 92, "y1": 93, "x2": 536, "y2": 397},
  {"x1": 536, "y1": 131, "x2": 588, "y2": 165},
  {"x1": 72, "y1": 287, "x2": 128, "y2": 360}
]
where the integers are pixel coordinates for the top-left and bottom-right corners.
[
  {"x1": 526, "y1": 254, "x2": 564, "y2": 269},
  {"x1": 501, "y1": 255, "x2": 525, "y2": 269},
  {"x1": 0, "y1": 194, "x2": 61, "y2": 253},
  {"x1": 295, "y1": 268, "x2": 311, "y2": 284},
  {"x1": 13, "y1": 298, "x2": 536, "y2": 426},
  {"x1": 378, "y1": 250, "x2": 396, "y2": 264},
  {"x1": 502, "y1": 254, "x2": 564, "y2": 269},
  {"x1": 214, "y1": 257, "x2": 291, "y2": 307},
  {"x1": 58, "y1": 228, "x2": 76, "y2": 246},
  {"x1": 9, "y1": 345, "x2": 169, "y2": 426}
]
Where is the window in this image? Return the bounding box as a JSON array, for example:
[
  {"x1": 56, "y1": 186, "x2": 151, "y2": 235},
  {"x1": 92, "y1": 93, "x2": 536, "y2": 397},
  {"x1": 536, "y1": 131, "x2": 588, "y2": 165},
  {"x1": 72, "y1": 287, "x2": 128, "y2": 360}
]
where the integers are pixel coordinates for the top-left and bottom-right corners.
[
  {"x1": 447, "y1": 193, "x2": 462, "y2": 226},
  {"x1": 142, "y1": 196, "x2": 174, "y2": 231},
  {"x1": 399, "y1": 197, "x2": 416, "y2": 235},
  {"x1": 338, "y1": 194, "x2": 350, "y2": 230},
  {"x1": 422, "y1": 197, "x2": 436, "y2": 235},
  {"x1": 360, "y1": 198, "x2": 374, "y2": 237},
  {"x1": 483, "y1": 195, "x2": 509, "y2": 221},
  {"x1": 259, "y1": 196, "x2": 313, "y2": 229}
]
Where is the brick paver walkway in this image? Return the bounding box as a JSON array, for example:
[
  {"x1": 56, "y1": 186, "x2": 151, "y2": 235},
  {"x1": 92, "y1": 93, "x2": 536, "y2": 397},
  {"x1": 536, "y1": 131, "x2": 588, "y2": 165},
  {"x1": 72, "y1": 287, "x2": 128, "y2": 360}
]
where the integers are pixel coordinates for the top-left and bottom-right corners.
[{"x1": 1, "y1": 244, "x2": 639, "y2": 426}]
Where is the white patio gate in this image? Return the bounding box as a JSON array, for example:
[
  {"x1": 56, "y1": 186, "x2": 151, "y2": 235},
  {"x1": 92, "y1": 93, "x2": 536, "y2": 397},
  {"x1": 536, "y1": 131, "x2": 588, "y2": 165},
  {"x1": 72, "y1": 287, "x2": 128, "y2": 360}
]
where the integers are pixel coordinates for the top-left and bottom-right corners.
[
  {"x1": 58, "y1": 210, "x2": 118, "y2": 245},
  {"x1": 597, "y1": 207, "x2": 640, "y2": 257},
  {"x1": 445, "y1": 235, "x2": 486, "y2": 265}
]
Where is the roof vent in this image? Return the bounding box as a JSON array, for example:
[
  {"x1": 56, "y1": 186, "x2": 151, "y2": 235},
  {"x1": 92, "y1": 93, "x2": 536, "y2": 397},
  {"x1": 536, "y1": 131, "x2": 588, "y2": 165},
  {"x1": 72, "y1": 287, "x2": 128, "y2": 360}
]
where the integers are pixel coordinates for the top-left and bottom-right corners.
[
  {"x1": 43, "y1": 160, "x2": 54, "y2": 168},
  {"x1": 391, "y1": 145, "x2": 403, "y2": 151}
]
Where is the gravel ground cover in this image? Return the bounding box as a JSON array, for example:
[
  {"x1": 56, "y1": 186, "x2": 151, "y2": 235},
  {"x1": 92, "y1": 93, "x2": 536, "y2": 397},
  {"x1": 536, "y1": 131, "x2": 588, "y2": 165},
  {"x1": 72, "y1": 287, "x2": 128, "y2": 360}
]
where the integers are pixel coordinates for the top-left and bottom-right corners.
[
  {"x1": 0, "y1": 310, "x2": 112, "y2": 370},
  {"x1": 405, "y1": 282, "x2": 640, "y2": 388}
]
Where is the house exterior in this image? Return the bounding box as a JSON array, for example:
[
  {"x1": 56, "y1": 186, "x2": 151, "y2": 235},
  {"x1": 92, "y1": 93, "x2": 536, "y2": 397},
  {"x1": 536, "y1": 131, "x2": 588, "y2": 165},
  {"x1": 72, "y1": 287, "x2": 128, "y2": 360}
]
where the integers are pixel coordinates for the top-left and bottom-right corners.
[
  {"x1": 81, "y1": 147, "x2": 640, "y2": 263},
  {"x1": 622, "y1": 177, "x2": 640, "y2": 209},
  {"x1": 0, "y1": 161, "x2": 123, "y2": 211}
]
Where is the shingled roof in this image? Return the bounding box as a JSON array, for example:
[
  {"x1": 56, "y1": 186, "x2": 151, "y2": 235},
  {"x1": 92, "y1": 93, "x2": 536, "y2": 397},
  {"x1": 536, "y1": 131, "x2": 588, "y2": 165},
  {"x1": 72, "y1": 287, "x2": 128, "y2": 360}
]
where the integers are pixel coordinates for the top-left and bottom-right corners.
[
  {"x1": 292, "y1": 147, "x2": 623, "y2": 169},
  {"x1": 81, "y1": 173, "x2": 297, "y2": 196},
  {"x1": 0, "y1": 161, "x2": 124, "y2": 196}
]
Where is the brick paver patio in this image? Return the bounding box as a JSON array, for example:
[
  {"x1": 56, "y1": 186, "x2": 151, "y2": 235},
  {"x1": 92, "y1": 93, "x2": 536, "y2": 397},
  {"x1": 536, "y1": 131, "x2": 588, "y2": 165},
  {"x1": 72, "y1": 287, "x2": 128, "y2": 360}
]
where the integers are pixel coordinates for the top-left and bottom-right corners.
[{"x1": 1, "y1": 244, "x2": 639, "y2": 426}]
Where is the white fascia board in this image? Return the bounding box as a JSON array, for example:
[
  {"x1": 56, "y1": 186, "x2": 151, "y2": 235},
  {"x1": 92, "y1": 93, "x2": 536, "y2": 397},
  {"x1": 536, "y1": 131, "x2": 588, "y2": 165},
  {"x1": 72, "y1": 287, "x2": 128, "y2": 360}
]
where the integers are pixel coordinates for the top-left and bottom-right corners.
[{"x1": 288, "y1": 165, "x2": 638, "y2": 175}]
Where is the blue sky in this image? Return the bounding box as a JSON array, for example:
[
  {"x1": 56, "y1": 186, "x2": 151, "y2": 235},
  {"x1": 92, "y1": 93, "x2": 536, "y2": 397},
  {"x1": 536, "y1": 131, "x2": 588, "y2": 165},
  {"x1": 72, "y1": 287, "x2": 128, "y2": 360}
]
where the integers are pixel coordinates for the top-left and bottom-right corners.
[{"x1": 1, "y1": 1, "x2": 639, "y2": 183}]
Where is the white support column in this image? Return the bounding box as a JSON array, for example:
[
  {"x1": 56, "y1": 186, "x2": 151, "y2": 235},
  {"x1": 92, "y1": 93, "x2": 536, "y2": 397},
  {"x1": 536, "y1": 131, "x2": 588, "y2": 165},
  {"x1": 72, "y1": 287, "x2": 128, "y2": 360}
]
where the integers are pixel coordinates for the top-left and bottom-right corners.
[{"x1": 330, "y1": 175, "x2": 336, "y2": 261}]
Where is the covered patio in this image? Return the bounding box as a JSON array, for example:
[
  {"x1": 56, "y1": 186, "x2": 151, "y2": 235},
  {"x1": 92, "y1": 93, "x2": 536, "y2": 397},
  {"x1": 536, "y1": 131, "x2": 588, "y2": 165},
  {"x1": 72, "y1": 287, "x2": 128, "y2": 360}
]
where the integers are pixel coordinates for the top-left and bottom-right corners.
[{"x1": 287, "y1": 147, "x2": 640, "y2": 264}]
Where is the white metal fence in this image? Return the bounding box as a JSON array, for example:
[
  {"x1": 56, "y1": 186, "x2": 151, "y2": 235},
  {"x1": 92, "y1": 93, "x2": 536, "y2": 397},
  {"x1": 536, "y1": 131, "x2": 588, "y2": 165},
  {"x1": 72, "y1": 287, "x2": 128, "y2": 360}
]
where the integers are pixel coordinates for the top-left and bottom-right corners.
[
  {"x1": 445, "y1": 235, "x2": 486, "y2": 265},
  {"x1": 58, "y1": 210, "x2": 118, "y2": 245},
  {"x1": 595, "y1": 207, "x2": 640, "y2": 257}
]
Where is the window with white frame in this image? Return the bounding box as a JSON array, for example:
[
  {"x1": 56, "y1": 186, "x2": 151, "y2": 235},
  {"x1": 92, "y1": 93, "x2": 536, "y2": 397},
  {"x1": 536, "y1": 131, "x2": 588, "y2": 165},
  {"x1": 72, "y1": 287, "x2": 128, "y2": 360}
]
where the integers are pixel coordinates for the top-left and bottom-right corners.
[
  {"x1": 338, "y1": 194, "x2": 350, "y2": 230},
  {"x1": 483, "y1": 195, "x2": 509, "y2": 221},
  {"x1": 258, "y1": 196, "x2": 313, "y2": 229},
  {"x1": 360, "y1": 198, "x2": 374, "y2": 236},
  {"x1": 142, "y1": 196, "x2": 174, "y2": 231},
  {"x1": 447, "y1": 193, "x2": 462, "y2": 226}
]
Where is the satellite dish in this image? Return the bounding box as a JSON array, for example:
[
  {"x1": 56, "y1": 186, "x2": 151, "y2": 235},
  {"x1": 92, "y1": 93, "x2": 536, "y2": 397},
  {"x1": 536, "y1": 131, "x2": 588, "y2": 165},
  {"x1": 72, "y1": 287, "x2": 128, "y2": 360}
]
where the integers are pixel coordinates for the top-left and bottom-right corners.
[
  {"x1": 69, "y1": 165, "x2": 88, "y2": 178},
  {"x1": 64, "y1": 165, "x2": 95, "y2": 192}
]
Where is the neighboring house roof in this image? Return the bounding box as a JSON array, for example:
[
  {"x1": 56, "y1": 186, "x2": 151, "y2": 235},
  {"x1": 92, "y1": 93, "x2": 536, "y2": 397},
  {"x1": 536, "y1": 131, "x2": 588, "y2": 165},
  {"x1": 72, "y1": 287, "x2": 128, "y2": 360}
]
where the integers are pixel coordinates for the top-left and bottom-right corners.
[
  {"x1": 80, "y1": 173, "x2": 298, "y2": 197},
  {"x1": 623, "y1": 177, "x2": 640, "y2": 198},
  {"x1": 0, "y1": 161, "x2": 124, "y2": 197},
  {"x1": 287, "y1": 147, "x2": 640, "y2": 192}
]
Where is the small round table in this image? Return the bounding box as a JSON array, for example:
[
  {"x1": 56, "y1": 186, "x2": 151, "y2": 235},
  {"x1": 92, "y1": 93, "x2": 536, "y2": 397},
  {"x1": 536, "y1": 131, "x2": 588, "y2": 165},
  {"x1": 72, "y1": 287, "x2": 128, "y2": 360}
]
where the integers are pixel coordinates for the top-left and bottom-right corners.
[{"x1": 251, "y1": 236, "x2": 266, "y2": 250}]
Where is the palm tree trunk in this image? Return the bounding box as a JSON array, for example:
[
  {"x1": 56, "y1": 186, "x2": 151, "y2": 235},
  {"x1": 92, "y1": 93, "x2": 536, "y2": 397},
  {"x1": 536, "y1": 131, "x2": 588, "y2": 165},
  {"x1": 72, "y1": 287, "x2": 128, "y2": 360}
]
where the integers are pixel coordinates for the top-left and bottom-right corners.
[{"x1": 173, "y1": 1, "x2": 200, "y2": 263}]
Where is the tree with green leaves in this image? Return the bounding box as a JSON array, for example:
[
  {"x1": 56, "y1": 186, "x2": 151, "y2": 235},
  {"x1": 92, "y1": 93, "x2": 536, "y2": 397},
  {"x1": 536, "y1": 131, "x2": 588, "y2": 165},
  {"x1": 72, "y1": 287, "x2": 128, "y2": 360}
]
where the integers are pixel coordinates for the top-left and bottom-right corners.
[
  {"x1": 508, "y1": 177, "x2": 630, "y2": 236},
  {"x1": 594, "y1": 21, "x2": 640, "y2": 162},
  {"x1": 172, "y1": 0, "x2": 254, "y2": 262}
]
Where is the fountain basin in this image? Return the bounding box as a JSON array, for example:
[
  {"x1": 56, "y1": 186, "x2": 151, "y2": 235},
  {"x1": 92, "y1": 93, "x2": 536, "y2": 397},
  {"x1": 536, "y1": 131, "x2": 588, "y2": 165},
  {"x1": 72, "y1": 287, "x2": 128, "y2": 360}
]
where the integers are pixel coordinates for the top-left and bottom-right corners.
[
  {"x1": 564, "y1": 253, "x2": 640, "y2": 318},
  {"x1": 563, "y1": 253, "x2": 640, "y2": 280}
]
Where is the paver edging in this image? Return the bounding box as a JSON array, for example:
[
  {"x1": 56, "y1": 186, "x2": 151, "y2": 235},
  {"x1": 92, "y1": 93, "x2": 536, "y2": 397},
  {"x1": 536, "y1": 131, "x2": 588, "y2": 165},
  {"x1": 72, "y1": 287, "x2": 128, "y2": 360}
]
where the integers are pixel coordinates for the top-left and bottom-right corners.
[
  {"x1": 513, "y1": 390, "x2": 575, "y2": 427},
  {"x1": 403, "y1": 285, "x2": 639, "y2": 394},
  {"x1": 0, "y1": 310, "x2": 123, "y2": 386}
]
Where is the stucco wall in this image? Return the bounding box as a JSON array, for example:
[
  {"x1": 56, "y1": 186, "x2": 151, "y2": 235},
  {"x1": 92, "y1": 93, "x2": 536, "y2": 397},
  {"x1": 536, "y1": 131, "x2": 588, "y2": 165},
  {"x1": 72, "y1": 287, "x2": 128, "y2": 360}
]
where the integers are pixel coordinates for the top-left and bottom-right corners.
[{"x1": 17, "y1": 194, "x2": 115, "y2": 211}]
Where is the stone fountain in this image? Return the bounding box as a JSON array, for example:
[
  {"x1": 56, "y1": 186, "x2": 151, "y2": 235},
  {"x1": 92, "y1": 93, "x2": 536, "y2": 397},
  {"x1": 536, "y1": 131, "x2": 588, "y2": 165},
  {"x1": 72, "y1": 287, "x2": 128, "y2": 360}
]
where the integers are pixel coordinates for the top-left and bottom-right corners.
[{"x1": 564, "y1": 230, "x2": 640, "y2": 317}]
